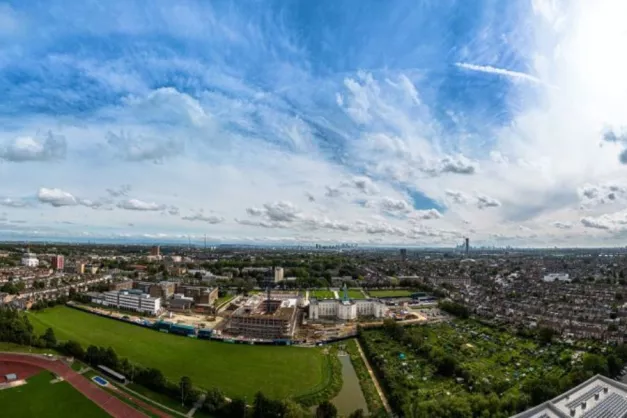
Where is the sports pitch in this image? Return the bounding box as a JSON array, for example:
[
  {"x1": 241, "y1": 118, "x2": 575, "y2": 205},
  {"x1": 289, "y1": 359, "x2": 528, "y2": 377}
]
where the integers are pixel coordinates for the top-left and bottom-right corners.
[
  {"x1": 367, "y1": 289, "x2": 415, "y2": 297},
  {"x1": 309, "y1": 289, "x2": 336, "y2": 299},
  {"x1": 0, "y1": 371, "x2": 110, "y2": 418},
  {"x1": 29, "y1": 306, "x2": 326, "y2": 400}
]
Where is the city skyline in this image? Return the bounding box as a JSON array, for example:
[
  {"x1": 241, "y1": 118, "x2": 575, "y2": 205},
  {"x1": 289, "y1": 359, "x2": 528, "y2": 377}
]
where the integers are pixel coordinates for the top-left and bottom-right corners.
[{"x1": 1, "y1": 0, "x2": 626, "y2": 247}]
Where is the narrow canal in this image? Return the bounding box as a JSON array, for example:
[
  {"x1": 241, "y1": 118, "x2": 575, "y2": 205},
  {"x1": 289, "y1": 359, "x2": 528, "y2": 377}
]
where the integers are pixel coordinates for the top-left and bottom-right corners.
[{"x1": 332, "y1": 353, "x2": 369, "y2": 416}]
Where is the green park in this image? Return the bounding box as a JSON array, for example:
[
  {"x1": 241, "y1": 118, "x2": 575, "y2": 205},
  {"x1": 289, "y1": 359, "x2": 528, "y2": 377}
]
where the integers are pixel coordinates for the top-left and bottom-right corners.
[{"x1": 28, "y1": 306, "x2": 328, "y2": 400}]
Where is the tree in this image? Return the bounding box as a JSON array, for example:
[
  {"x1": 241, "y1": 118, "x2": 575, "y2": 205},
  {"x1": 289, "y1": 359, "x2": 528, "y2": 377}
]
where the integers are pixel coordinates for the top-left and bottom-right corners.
[
  {"x1": 252, "y1": 391, "x2": 285, "y2": 417},
  {"x1": 180, "y1": 376, "x2": 192, "y2": 406},
  {"x1": 348, "y1": 409, "x2": 365, "y2": 418},
  {"x1": 86, "y1": 345, "x2": 101, "y2": 366},
  {"x1": 224, "y1": 398, "x2": 248, "y2": 418},
  {"x1": 435, "y1": 354, "x2": 457, "y2": 377},
  {"x1": 607, "y1": 354, "x2": 623, "y2": 377},
  {"x1": 42, "y1": 327, "x2": 57, "y2": 348},
  {"x1": 537, "y1": 327, "x2": 556, "y2": 345},
  {"x1": 523, "y1": 378, "x2": 559, "y2": 406},
  {"x1": 583, "y1": 353, "x2": 609, "y2": 376},
  {"x1": 104, "y1": 346, "x2": 119, "y2": 368},
  {"x1": 616, "y1": 344, "x2": 627, "y2": 362},
  {"x1": 282, "y1": 399, "x2": 311, "y2": 418},
  {"x1": 316, "y1": 401, "x2": 337, "y2": 418},
  {"x1": 203, "y1": 388, "x2": 227, "y2": 414},
  {"x1": 60, "y1": 340, "x2": 85, "y2": 359}
]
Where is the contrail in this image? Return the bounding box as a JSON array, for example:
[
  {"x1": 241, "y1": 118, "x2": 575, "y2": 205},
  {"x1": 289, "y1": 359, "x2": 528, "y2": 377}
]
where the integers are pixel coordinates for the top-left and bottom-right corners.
[{"x1": 455, "y1": 62, "x2": 542, "y2": 84}]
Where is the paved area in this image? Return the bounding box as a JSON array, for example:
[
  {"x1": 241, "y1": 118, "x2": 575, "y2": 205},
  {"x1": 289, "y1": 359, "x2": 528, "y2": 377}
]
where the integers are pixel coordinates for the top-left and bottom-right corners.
[{"x1": 0, "y1": 353, "x2": 146, "y2": 418}]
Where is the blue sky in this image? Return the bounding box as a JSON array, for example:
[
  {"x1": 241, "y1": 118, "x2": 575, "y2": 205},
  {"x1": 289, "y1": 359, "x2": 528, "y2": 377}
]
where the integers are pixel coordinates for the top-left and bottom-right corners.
[{"x1": 1, "y1": 0, "x2": 627, "y2": 246}]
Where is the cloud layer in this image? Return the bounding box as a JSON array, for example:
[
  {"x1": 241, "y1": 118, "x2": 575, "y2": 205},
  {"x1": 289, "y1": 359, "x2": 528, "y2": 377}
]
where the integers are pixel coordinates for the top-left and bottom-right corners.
[{"x1": 1, "y1": 0, "x2": 627, "y2": 246}]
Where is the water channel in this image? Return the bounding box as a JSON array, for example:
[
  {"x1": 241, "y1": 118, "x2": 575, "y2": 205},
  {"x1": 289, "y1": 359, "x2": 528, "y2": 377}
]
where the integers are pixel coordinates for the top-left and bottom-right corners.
[{"x1": 331, "y1": 353, "x2": 369, "y2": 416}]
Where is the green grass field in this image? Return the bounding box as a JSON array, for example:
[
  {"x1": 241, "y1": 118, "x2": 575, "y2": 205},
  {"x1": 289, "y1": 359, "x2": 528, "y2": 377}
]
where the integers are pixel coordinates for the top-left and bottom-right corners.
[
  {"x1": 367, "y1": 289, "x2": 415, "y2": 297},
  {"x1": 310, "y1": 290, "x2": 336, "y2": 299},
  {"x1": 0, "y1": 371, "x2": 110, "y2": 418},
  {"x1": 346, "y1": 289, "x2": 366, "y2": 299},
  {"x1": 29, "y1": 306, "x2": 326, "y2": 400}
]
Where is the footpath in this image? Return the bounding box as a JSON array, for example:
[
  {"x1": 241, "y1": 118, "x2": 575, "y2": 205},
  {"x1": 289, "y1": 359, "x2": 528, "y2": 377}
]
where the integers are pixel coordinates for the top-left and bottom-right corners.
[{"x1": 353, "y1": 340, "x2": 393, "y2": 416}]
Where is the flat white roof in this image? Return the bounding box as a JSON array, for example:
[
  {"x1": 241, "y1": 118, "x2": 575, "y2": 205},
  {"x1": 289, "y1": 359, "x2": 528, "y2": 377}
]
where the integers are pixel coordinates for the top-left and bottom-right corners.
[{"x1": 512, "y1": 375, "x2": 627, "y2": 418}]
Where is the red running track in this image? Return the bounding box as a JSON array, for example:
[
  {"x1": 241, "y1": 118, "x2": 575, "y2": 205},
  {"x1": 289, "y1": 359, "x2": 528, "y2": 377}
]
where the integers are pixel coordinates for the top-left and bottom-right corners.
[{"x1": 0, "y1": 353, "x2": 147, "y2": 418}]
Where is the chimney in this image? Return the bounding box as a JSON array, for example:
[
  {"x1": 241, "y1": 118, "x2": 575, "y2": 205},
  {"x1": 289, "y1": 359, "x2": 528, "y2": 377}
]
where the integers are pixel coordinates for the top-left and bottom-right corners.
[
  {"x1": 570, "y1": 409, "x2": 576, "y2": 417},
  {"x1": 595, "y1": 393, "x2": 600, "y2": 400},
  {"x1": 581, "y1": 401, "x2": 586, "y2": 410}
]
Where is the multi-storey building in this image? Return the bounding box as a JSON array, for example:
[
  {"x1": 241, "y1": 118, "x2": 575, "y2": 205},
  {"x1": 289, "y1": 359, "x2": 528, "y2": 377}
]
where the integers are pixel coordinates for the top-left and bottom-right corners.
[
  {"x1": 51, "y1": 255, "x2": 64, "y2": 271},
  {"x1": 102, "y1": 289, "x2": 161, "y2": 315},
  {"x1": 21, "y1": 253, "x2": 39, "y2": 268},
  {"x1": 274, "y1": 267, "x2": 284, "y2": 283},
  {"x1": 109, "y1": 279, "x2": 134, "y2": 291},
  {"x1": 149, "y1": 281, "x2": 176, "y2": 301},
  {"x1": 308, "y1": 298, "x2": 387, "y2": 321},
  {"x1": 226, "y1": 297, "x2": 298, "y2": 340}
]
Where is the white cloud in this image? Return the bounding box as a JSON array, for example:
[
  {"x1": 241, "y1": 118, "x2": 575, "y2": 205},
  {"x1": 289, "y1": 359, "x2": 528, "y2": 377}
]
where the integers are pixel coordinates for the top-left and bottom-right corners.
[
  {"x1": 106, "y1": 131, "x2": 183, "y2": 163},
  {"x1": 445, "y1": 190, "x2": 469, "y2": 205},
  {"x1": 343, "y1": 176, "x2": 380, "y2": 195},
  {"x1": 1, "y1": 133, "x2": 66, "y2": 162},
  {"x1": 437, "y1": 155, "x2": 478, "y2": 175},
  {"x1": 477, "y1": 195, "x2": 501, "y2": 209},
  {"x1": 117, "y1": 199, "x2": 166, "y2": 211},
  {"x1": 106, "y1": 185, "x2": 132, "y2": 197},
  {"x1": 455, "y1": 62, "x2": 543, "y2": 84},
  {"x1": 409, "y1": 209, "x2": 443, "y2": 221},
  {"x1": 121, "y1": 87, "x2": 209, "y2": 127},
  {"x1": 182, "y1": 213, "x2": 224, "y2": 224},
  {"x1": 553, "y1": 221, "x2": 573, "y2": 229},
  {"x1": 0, "y1": 197, "x2": 30, "y2": 208},
  {"x1": 324, "y1": 186, "x2": 342, "y2": 198},
  {"x1": 37, "y1": 188, "x2": 78, "y2": 207},
  {"x1": 378, "y1": 197, "x2": 412, "y2": 214},
  {"x1": 580, "y1": 211, "x2": 627, "y2": 231}
]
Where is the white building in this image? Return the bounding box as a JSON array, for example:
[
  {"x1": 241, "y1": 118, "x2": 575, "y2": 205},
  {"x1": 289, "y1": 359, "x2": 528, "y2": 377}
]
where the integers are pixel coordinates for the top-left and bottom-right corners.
[
  {"x1": 512, "y1": 374, "x2": 627, "y2": 418},
  {"x1": 309, "y1": 298, "x2": 387, "y2": 321},
  {"x1": 21, "y1": 253, "x2": 39, "y2": 268},
  {"x1": 542, "y1": 273, "x2": 571, "y2": 283},
  {"x1": 274, "y1": 267, "x2": 284, "y2": 283},
  {"x1": 102, "y1": 290, "x2": 161, "y2": 315}
]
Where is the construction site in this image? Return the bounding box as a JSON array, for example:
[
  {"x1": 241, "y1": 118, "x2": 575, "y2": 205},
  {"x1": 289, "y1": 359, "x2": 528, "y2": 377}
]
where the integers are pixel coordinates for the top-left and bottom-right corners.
[{"x1": 221, "y1": 290, "x2": 300, "y2": 341}]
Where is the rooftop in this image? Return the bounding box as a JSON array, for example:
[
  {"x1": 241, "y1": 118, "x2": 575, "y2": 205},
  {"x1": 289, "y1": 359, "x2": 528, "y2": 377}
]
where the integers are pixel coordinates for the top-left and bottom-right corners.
[{"x1": 512, "y1": 375, "x2": 627, "y2": 418}]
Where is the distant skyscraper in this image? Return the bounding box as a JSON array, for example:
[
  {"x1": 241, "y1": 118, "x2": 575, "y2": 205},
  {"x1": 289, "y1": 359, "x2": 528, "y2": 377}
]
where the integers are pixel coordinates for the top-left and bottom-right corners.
[
  {"x1": 150, "y1": 246, "x2": 160, "y2": 256},
  {"x1": 464, "y1": 238, "x2": 470, "y2": 257},
  {"x1": 51, "y1": 255, "x2": 64, "y2": 271},
  {"x1": 400, "y1": 248, "x2": 407, "y2": 261}
]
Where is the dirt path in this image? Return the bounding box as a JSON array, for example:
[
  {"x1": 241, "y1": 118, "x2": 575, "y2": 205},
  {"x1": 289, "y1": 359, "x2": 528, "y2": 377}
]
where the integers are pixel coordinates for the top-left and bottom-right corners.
[
  {"x1": 0, "y1": 353, "x2": 146, "y2": 418},
  {"x1": 353, "y1": 339, "x2": 393, "y2": 416}
]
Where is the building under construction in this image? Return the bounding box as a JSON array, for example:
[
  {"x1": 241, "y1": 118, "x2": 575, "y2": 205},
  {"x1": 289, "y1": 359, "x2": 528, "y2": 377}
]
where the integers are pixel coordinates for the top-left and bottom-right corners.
[{"x1": 224, "y1": 293, "x2": 298, "y2": 340}]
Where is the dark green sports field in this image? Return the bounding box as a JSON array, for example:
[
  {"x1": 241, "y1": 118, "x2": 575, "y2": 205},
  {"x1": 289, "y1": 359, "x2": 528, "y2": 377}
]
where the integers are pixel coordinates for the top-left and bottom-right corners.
[
  {"x1": 0, "y1": 371, "x2": 110, "y2": 418},
  {"x1": 29, "y1": 306, "x2": 326, "y2": 400}
]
